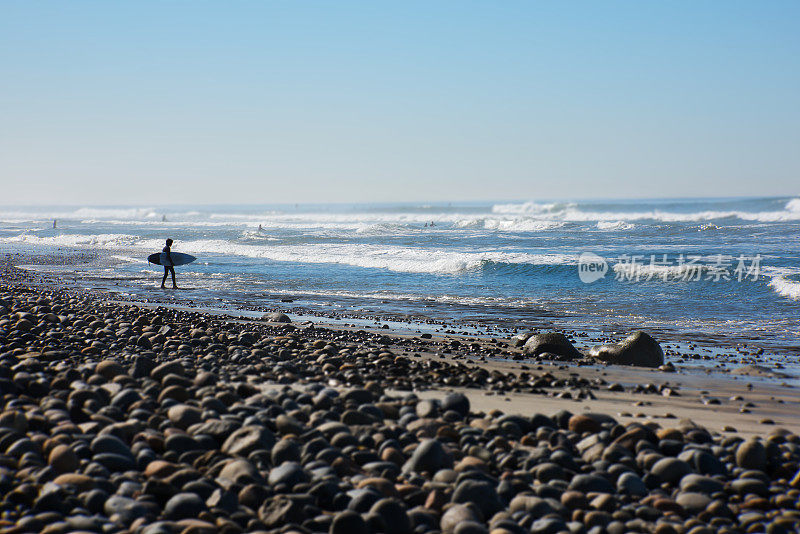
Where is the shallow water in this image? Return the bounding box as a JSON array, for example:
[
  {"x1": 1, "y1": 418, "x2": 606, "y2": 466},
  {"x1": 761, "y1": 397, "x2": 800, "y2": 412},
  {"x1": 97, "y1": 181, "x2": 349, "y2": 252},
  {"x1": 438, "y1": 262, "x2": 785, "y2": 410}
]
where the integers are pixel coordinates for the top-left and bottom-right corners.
[{"x1": 2, "y1": 197, "x2": 800, "y2": 352}]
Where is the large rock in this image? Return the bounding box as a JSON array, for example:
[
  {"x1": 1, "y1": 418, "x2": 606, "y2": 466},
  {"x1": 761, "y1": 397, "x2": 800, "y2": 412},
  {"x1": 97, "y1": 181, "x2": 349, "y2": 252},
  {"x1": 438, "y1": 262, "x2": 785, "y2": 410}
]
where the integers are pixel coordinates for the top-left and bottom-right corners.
[
  {"x1": 263, "y1": 312, "x2": 291, "y2": 323},
  {"x1": 511, "y1": 332, "x2": 534, "y2": 347},
  {"x1": 588, "y1": 331, "x2": 664, "y2": 368},
  {"x1": 523, "y1": 333, "x2": 582, "y2": 360}
]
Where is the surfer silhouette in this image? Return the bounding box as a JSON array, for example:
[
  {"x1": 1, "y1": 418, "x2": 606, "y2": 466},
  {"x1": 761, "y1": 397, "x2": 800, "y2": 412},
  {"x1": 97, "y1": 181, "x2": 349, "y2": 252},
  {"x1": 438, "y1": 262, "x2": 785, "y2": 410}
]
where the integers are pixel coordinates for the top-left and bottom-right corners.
[{"x1": 161, "y1": 238, "x2": 177, "y2": 289}]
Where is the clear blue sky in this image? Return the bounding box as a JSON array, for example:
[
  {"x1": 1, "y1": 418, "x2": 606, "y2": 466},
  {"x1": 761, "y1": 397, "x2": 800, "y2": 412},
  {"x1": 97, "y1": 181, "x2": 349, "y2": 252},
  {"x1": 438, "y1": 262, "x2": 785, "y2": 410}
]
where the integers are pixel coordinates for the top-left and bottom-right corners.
[{"x1": 2, "y1": 1, "x2": 798, "y2": 205}]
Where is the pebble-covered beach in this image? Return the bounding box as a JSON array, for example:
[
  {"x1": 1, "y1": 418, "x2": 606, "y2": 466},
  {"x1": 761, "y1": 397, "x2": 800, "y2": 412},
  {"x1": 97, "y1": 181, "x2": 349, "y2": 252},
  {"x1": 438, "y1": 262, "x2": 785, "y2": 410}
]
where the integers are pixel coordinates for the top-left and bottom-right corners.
[{"x1": 2, "y1": 259, "x2": 800, "y2": 534}]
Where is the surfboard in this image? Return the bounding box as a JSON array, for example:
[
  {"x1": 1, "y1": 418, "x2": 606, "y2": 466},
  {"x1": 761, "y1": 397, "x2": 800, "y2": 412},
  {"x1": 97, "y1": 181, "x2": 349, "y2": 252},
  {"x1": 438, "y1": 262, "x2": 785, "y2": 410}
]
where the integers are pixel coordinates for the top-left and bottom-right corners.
[{"x1": 147, "y1": 252, "x2": 197, "y2": 266}]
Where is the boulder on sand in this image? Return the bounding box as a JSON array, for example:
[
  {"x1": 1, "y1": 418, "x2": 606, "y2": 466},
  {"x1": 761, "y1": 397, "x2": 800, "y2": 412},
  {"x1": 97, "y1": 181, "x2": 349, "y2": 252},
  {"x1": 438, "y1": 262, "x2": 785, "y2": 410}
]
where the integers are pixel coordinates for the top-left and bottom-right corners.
[
  {"x1": 523, "y1": 332, "x2": 582, "y2": 360},
  {"x1": 511, "y1": 332, "x2": 534, "y2": 347},
  {"x1": 262, "y1": 312, "x2": 291, "y2": 323},
  {"x1": 588, "y1": 331, "x2": 664, "y2": 368}
]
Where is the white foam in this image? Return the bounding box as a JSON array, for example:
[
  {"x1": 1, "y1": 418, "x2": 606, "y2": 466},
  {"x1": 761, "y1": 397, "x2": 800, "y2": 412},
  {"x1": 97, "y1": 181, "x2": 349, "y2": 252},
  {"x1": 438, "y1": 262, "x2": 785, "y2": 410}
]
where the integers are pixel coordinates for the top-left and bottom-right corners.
[
  {"x1": 110, "y1": 254, "x2": 149, "y2": 264},
  {"x1": 0, "y1": 232, "x2": 577, "y2": 274},
  {"x1": 0, "y1": 233, "x2": 155, "y2": 248},
  {"x1": 4, "y1": 199, "x2": 800, "y2": 228},
  {"x1": 453, "y1": 217, "x2": 564, "y2": 232},
  {"x1": 265, "y1": 287, "x2": 544, "y2": 309},
  {"x1": 596, "y1": 220, "x2": 635, "y2": 230},
  {"x1": 769, "y1": 276, "x2": 800, "y2": 300},
  {"x1": 491, "y1": 201, "x2": 576, "y2": 214},
  {"x1": 562, "y1": 208, "x2": 800, "y2": 223},
  {"x1": 762, "y1": 265, "x2": 800, "y2": 301},
  {"x1": 73, "y1": 207, "x2": 158, "y2": 219},
  {"x1": 490, "y1": 201, "x2": 800, "y2": 223},
  {"x1": 183, "y1": 240, "x2": 576, "y2": 274}
]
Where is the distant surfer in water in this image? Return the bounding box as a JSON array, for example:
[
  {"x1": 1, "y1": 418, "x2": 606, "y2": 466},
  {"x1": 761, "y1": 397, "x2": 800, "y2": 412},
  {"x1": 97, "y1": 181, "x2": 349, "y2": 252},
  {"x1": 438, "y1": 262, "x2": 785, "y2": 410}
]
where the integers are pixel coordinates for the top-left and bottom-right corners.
[{"x1": 161, "y1": 238, "x2": 178, "y2": 289}]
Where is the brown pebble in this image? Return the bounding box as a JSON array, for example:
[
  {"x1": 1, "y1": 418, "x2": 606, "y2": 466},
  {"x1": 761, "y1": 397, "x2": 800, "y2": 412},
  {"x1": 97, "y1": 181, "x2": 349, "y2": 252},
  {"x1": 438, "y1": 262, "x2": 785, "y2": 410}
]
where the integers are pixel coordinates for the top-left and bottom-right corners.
[
  {"x1": 52, "y1": 473, "x2": 95, "y2": 492},
  {"x1": 47, "y1": 444, "x2": 78, "y2": 474}
]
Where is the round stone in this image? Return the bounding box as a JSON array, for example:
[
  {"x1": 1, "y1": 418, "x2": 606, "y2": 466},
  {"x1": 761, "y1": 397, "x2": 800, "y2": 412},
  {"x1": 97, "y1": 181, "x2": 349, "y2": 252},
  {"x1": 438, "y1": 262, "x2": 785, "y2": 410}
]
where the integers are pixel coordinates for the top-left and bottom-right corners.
[
  {"x1": 679, "y1": 474, "x2": 724, "y2": 494},
  {"x1": 568, "y1": 473, "x2": 615, "y2": 494},
  {"x1": 48, "y1": 444, "x2": 78, "y2": 474},
  {"x1": 617, "y1": 472, "x2": 647, "y2": 496},
  {"x1": 651, "y1": 457, "x2": 693, "y2": 484},
  {"x1": 736, "y1": 439, "x2": 767, "y2": 471},
  {"x1": 164, "y1": 492, "x2": 207, "y2": 520},
  {"x1": 369, "y1": 498, "x2": 412, "y2": 534},
  {"x1": 330, "y1": 510, "x2": 370, "y2": 534},
  {"x1": 442, "y1": 393, "x2": 470, "y2": 417}
]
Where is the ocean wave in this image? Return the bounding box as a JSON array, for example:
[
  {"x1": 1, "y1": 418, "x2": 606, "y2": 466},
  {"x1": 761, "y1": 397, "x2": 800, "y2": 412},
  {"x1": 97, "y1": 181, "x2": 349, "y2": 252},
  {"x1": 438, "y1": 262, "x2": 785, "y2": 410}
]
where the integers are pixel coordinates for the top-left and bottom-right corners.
[
  {"x1": 491, "y1": 200, "x2": 800, "y2": 223},
  {"x1": 208, "y1": 212, "x2": 283, "y2": 221},
  {"x1": 0, "y1": 207, "x2": 189, "y2": 224},
  {"x1": 354, "y1": 222, "x2": 411, "y2": 235},
  {"x1": 491, "y1": 201, "x2": 576, "y2": 214},
  {"x1": 181, "y1": 240, "x2": 577, "y2": 274},
  {"x1": 5, "y1": 200, "x2": 800, "y2": 228},
  {"x1": 73, "y1": 207, "x2": 159, "y2": 219},
  {"x1": 762, "y1": 266, "x2": 800, "y2": 301},
  {"x1": 1, "y1": 233, "x2": 156, "y2": 248},
  {"x1": 769, "y1": 276, "x2": 800, "y2": 300},
  {"x1": 0, "y1": 232, "x2": 578, "y2": 275},
  {"x1": 265, "y1": 287, "x2": 544, "y2": 309},
  {"x1": 453, "y1": 217, "x2": 565, "y2": 232},
  {"x1": 596, "y1": 220, "x2": 635, "y2": 230},
  {"x1": 559, "y1": 209, "x2": 800, "y2": 223}
]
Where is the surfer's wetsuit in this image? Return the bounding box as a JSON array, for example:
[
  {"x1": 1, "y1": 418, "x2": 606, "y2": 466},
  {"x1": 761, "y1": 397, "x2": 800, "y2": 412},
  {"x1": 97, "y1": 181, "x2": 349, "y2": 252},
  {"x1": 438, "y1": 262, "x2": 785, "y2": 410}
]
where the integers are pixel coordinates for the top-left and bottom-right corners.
[{"x1": 161, "y1": 243, "x2": 177, "y2": 289}]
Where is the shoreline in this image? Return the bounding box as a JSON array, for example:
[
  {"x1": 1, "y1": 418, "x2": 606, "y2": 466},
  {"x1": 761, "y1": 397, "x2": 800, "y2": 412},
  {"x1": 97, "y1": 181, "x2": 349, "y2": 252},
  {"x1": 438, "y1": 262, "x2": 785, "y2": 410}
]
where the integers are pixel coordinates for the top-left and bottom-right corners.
[
  {"x1": 9, "y1": 253, "x2": 800, "y2": 436},
  {"x1": 2, "y1": 253, "x2": 800, "y2": 532},
  {"x1": 15, "y1": 250, "x2": 800, "y2": 371}
]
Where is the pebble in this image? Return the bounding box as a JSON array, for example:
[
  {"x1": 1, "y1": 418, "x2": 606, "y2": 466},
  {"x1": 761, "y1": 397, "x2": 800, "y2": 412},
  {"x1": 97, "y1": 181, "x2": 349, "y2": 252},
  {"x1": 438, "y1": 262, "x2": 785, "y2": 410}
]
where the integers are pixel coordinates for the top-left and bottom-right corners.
[
  {"x1": 651, "y1": 457, "x2": 694, "y2": 484},
  {"x1": 736, "y1": 438, "x2": 768, "y2": 471},
  {"x1": 0, "y1": 275, "x2": 798, "y2": 534},
  {"x1": 163, "y1": 492, "x2": 207, "y2": 520}
]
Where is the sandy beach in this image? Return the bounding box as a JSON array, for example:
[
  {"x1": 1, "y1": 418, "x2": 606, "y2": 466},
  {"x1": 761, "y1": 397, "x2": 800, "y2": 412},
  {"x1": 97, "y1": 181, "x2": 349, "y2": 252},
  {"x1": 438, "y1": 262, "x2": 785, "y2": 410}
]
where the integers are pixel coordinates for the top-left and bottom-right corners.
[{"x1": 1, "y1": 254, "x2": 799, "y2": 534}]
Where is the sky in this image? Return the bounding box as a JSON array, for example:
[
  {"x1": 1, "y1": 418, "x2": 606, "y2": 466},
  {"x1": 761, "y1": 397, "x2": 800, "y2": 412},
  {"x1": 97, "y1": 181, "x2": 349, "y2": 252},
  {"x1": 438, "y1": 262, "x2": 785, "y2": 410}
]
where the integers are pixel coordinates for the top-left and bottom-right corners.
[{"x1": 1, "y1": 1, "x2": 799, "y2": 205}]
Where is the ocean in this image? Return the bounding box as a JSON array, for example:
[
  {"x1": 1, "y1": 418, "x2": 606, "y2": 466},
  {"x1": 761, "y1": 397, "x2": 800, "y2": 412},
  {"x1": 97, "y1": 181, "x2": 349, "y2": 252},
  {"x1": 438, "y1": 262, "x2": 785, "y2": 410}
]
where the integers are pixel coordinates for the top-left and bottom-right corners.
[{"x1": 2, "y1": 197, "x2": 800, "y2": 352}]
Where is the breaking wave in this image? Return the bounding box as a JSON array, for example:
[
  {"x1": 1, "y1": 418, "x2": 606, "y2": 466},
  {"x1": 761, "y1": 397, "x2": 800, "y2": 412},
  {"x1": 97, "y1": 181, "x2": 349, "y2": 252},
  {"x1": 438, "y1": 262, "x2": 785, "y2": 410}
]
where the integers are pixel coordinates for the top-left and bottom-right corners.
[{"x1": 0, "y1": 233, "x2": 577, "y2": 275}]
